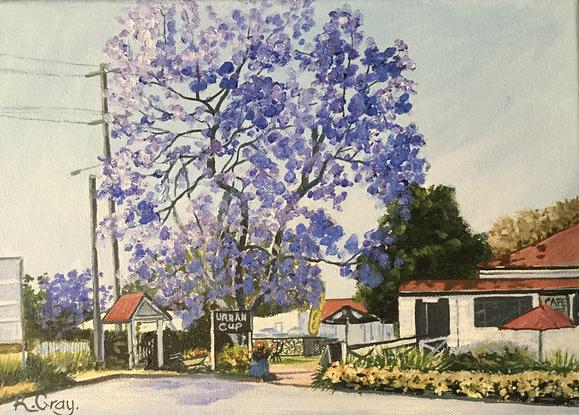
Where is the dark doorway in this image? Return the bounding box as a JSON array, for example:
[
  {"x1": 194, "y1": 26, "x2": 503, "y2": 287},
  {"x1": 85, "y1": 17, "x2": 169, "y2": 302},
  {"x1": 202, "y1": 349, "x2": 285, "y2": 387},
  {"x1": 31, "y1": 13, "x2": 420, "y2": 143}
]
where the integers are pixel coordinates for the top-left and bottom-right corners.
[
  {"x1": 415, "y1": 298, "x2": 450, "y2": 339},
  {"x1": 573, "y1": 293, "x2": 579, "y2": 324}
]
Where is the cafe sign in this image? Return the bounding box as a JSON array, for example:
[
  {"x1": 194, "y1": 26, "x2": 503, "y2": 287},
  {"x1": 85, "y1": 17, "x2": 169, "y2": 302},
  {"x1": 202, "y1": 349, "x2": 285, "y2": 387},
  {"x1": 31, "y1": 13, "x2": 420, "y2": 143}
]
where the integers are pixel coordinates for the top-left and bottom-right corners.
[
  {"x1": 540, "y1": 295, "x2": 569, "y2": 316},
  {"x1": 213, "y1": 310, "x2": 252, "y2": 333}
]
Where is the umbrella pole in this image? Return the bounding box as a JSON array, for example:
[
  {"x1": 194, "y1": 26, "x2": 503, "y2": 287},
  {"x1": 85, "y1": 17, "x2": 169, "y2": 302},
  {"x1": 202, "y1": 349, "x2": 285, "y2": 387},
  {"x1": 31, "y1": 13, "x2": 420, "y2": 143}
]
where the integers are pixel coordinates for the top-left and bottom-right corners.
[{"x1": 538, "y1": 331, "x2": 543, "y2": 361}]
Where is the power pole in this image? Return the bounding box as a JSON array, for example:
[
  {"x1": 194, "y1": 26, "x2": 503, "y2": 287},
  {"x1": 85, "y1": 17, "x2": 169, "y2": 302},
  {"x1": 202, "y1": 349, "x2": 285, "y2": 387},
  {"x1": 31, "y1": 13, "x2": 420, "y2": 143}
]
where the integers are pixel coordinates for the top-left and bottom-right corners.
[
  {"x1": 86, "y1": 64, "x2": 122, "y2": 313},
  {"x1": 90, "y1": 175, "x2": 105, "y2": 364}
]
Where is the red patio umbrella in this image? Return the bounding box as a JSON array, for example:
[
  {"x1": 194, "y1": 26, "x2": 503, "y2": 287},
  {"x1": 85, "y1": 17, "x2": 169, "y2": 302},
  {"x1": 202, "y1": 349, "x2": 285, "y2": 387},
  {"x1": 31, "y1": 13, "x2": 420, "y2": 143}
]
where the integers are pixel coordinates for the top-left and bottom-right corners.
[{"x1": 500, "y1": 304, "x2": 576, "y2": 360}]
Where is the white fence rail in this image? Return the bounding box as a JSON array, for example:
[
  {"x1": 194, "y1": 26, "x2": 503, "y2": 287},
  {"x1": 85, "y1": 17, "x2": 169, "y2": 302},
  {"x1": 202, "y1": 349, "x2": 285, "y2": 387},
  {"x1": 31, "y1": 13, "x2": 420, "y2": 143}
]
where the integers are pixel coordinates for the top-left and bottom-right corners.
[{"x1": 33, "y1": 340, "x2": 91, "y2": 357}]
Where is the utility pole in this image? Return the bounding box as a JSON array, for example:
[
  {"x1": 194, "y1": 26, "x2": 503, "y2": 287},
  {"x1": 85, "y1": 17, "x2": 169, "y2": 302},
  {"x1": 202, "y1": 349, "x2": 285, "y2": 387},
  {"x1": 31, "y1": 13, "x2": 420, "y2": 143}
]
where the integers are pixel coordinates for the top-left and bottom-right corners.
[
  {"x1": 90, "y1": 175, "x2": 105, "y2": 364},
  {"x1": 86, "y1": 64, "x2": 122, "y2": 316}
]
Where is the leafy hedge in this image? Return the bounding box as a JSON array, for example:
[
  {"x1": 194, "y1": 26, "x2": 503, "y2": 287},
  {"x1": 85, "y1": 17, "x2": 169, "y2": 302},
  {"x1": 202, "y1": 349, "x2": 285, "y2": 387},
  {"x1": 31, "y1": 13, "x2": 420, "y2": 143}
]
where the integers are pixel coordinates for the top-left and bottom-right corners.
[
  {"x1": 315, "y1": 363, "x2": 579, "y2": 404},
  {"x1": 353, "y1": 345, "x2": 579, "y2": 375},
  {"x1": 0, "y1": 354, "x2": 71, "y2": 390}
]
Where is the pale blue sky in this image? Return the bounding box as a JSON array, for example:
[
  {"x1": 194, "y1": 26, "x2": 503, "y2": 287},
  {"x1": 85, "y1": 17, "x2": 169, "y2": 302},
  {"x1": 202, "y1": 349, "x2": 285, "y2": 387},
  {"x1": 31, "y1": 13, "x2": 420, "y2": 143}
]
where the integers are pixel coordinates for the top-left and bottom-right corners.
[{"x1": 0, "y1": 1, "x2": 577, "y2": 298}]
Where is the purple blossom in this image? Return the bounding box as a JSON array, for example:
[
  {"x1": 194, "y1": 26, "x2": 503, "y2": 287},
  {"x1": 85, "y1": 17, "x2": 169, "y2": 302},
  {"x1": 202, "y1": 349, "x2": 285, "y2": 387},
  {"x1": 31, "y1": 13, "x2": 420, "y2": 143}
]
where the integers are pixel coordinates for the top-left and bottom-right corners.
[{"x1": 99, "y1": 0, "x2": 426, "y2": 320}]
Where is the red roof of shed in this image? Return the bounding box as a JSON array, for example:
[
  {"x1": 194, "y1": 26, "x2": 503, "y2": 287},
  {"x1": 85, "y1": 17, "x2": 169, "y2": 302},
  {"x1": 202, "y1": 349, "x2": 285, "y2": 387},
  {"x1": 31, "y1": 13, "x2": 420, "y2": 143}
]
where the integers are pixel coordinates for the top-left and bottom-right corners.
[
  {"x1": 103, "y1": 292, "x2": 144, "y2": 323},
  {"x1": 321, "y1": 299, "x2": 367, "y2": 320},
  {"x1": 500, "y1": 304, "x2": 576, "y2": 331},
  {"x1": 399, "y1": 277, "x2": 579, "y2": 295},
  {"x1": 483, "y1": 224, "x2": 579, "y2": 268}
]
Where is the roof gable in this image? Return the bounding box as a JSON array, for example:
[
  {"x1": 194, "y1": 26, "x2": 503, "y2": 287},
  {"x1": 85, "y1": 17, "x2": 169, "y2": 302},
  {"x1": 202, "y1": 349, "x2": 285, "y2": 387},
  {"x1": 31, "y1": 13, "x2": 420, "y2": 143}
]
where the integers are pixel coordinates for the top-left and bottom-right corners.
[
  {"x1": 321, "y1": 298, "x2": 367, "y2": 320},
  {"x1": 103, "y1": 292, "x2": 171, "y2": 323}
]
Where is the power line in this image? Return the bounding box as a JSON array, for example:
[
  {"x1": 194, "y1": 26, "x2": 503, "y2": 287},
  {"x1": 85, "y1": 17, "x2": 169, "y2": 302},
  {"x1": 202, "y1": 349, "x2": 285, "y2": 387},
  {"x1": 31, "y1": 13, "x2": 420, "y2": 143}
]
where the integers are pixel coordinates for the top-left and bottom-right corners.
[
  {"x1": 0, "y1": 105, "x2": 100, "y2": 113},
  {"x1": 0, "y1": 113, "x2": 93, "y2": 125},
  {"x1": 0, "y1": 52, "x2": 97, "y2": 68},
  {"x1": 0, "y1": 67, "x2": 86, "y2": 78}
]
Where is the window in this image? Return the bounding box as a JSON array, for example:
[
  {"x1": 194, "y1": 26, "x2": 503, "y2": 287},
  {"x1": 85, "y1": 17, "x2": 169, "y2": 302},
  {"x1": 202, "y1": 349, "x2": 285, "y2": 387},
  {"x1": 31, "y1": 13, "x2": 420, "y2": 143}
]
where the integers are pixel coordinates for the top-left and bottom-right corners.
[{"x1": 474, "y1": 296, "x2": 533, "y2": 328}]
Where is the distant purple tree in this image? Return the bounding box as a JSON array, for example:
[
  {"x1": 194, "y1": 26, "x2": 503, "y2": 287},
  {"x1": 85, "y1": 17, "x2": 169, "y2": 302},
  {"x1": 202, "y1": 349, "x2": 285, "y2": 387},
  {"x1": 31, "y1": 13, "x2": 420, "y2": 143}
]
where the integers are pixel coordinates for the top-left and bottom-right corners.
[
  {"x1": 100, "y1": 0, "x2": 426, "y2": 321},
  {"x1": 39, "y1": 269, "x2": 112, "y2": 336}
]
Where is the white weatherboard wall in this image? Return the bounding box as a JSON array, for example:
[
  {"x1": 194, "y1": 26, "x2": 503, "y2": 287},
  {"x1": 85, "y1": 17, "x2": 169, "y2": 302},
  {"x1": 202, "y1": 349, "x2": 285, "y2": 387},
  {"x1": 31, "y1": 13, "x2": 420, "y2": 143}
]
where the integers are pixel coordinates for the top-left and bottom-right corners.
[
  {"x1": 399, "y1": 293, "x2": 579, "y2": 358},
  {"x1": 0, "y1": 257, "x2": 24, "y2": 346},
  {"x1": 319, "y1": 321, "x2": 394, "y2": 345}
]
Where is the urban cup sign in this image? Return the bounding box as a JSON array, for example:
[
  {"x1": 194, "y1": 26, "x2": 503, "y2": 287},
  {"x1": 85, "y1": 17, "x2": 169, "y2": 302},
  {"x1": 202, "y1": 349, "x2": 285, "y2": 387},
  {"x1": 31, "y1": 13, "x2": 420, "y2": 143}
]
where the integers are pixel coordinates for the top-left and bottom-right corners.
[
  {"x1": 210, "y1": 310, "x2": 252, "y2": 371},
  {"x1": 214, "y1": 310, "x2": 252, "y2": 333}
]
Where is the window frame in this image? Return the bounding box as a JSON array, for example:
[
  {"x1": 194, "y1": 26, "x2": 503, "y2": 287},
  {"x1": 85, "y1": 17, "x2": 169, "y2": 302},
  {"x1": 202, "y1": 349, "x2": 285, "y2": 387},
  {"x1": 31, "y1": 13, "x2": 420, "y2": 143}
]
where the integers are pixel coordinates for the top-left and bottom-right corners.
[{"x1": 473, "y1": 295, "x2": 533, "y2": 328}]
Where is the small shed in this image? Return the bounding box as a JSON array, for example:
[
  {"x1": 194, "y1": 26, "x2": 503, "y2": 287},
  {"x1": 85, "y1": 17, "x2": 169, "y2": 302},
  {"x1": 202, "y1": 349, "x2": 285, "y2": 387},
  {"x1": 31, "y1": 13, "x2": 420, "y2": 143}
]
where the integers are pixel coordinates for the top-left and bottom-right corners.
[{"x1": 103, "y1": 292, "x2": 171, "y2": 369}]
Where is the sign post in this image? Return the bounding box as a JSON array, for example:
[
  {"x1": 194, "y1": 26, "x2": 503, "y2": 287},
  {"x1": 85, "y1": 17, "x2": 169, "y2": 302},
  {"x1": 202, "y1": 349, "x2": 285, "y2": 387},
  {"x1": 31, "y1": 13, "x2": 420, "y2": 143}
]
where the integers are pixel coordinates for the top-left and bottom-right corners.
[
  {"x1": 210, "y1": 310, "x2": 215, "y2": 371},
  {"x1": 210, "y1": 310, "x2": 252, "y2": 371}
]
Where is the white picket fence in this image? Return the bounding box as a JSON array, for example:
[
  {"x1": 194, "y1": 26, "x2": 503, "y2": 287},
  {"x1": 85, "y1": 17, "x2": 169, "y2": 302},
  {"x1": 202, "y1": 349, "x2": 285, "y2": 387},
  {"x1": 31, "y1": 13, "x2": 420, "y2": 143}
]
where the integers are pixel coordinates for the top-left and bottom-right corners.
[{"x1": 33, "y1": 340, "x2": 91, "y2": 357}]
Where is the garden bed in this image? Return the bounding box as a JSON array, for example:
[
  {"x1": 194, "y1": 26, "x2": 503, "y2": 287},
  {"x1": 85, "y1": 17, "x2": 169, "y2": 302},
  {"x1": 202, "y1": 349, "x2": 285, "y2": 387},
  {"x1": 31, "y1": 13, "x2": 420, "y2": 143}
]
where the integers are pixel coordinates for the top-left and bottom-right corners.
[{"x1": 314, "y1": 363, "x2": 579, "y2": 404}]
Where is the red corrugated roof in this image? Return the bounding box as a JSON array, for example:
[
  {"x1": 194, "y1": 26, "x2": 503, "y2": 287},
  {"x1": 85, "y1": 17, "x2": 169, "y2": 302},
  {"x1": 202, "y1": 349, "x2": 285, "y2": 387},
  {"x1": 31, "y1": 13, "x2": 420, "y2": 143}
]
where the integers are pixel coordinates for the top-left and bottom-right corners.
[
  {"x1": 500, "y1": 304, "x2": 576, "y2": 331},
  {"x1": 321, "y1": 298, "x2": 367, "y2": 320},
  {"x1": 483, "y1": 224, "x2": 579, "y2": 268},
  {"x1": 103, "y1": 292, "x2": 144, "y2": 323},
  {"x1": 399, "y1": 277, "x2": 579, "y2": 294}
]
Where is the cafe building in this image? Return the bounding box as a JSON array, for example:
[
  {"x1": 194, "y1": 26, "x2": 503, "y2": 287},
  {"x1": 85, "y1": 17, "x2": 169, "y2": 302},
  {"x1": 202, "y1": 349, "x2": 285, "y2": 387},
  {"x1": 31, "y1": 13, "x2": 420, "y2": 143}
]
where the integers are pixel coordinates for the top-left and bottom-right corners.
[{"x1": 398, "y1": 224, "x2": 579, "y2": 357}]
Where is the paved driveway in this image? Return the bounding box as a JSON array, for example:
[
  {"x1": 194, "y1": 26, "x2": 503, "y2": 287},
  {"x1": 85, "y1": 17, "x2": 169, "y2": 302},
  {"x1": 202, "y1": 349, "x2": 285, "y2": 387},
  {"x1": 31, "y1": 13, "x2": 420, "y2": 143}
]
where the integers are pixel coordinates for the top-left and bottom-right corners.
[{"x1": 2, "y1": 376, "x2": 577, "y2": 415}]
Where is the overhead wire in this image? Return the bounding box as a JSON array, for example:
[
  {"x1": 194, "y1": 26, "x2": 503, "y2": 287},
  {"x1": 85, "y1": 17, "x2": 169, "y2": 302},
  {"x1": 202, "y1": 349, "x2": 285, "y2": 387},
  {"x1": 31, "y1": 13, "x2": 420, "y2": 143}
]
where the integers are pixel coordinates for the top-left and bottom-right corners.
[
  {"x1": 0, "y1": 67, "x2": 86, "y2": 78},
  {"x1": 0, "y1": 105, "x2": 100, "y2": 113},
  {"x1": 0, "y1": 53, "x2": 105, "y2": 125},
  {"x1": 0, "y1": 113, "x2": 95, "y2": 125}
]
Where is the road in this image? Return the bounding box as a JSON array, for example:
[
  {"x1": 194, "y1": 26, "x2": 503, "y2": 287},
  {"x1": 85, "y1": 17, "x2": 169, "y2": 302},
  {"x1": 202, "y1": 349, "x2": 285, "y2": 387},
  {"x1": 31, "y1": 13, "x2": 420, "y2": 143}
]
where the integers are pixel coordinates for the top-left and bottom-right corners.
[{"x1": 2, "y1": 376, "x2": 577, "y2": 415}]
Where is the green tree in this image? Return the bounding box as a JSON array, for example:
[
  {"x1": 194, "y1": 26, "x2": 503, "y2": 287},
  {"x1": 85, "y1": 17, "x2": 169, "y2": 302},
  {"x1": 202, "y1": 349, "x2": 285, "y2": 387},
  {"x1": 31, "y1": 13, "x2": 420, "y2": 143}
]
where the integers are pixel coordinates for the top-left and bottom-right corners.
[
  {"x1": 356, "y1": 185, "x2": 490, "y2": 322},
  {"x1": 487, "y1": 197, "x2": 579, "y2": 257},
  {"x1": 22, "y1": 274, "x2": 47, "y2": 340}
]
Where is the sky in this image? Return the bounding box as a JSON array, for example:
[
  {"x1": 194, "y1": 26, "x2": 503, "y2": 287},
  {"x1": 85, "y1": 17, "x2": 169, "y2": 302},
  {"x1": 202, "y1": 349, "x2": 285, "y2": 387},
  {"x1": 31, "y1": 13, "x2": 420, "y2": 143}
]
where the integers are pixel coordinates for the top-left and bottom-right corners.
[{"x1": 0, "y1": 0, "x2": 577, "y2": 299}]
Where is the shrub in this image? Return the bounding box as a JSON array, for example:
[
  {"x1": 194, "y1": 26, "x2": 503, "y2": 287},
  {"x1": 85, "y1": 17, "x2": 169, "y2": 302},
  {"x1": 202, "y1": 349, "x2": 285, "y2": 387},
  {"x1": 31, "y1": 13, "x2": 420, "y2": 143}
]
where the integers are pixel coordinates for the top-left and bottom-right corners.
[
  {"x1": 540, "y1": 350, "x2": 579, "y2": 375},
  {"x1": 0, "y1": 353, "x2": 25, "y2": 386},
  {"x1": 318, "y1": 362, "x2": 579, "y2": 404},
  {"x1": 446, "y1": 343, "x2": 537, "y2": 374},
  {"x1": 43, "y1": 351, "x2": 94, "y2": 374},
  {"x1": 251, "y1": 341, "x2": 274, "y2": 361},
  {"x1": 23, "y1": 355, "x2": 71, "y2": 390},
  {"x1": 217, "y1": 345, "x2": 249, "y2": 374},
  {"x1": 1, "y1": 351, "x2": 89, "y2": 389},
  {"x1": 354, "y1": 347, "x2": 452, "y2": 372}
]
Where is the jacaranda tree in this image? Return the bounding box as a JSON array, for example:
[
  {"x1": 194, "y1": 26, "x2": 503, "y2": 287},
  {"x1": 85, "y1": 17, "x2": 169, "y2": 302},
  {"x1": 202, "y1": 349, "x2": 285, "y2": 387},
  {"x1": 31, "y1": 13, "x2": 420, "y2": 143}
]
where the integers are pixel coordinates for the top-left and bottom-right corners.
[
  {"x1": 100, "y1": 0, "x2": 427, "y2": 322},
  {"x1": 38, "y1": 270, "x2": 112, "y2": 337}
]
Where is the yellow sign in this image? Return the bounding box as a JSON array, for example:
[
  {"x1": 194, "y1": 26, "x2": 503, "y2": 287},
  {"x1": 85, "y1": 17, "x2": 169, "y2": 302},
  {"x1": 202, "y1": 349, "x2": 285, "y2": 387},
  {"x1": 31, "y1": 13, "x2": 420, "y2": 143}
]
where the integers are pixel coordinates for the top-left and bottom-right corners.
[{"x1": 308, "y1": 291, "x2": 325, "y2": 335}]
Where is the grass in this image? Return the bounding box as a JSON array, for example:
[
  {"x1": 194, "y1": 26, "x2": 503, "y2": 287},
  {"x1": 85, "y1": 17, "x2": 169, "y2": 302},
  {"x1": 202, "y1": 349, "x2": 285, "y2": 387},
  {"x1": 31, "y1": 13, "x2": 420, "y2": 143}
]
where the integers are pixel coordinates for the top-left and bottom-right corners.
[
  {"x1": 43, "y1": 351, "x2": 94, "y2": 374},
  {"x1": 0, "y1": 353, "x2": 25, "y2": 387},
  {"x1": 0, "y1": 382, "x2": 37, "y2": 404},
  {"x1": 270, "y1": 355, "x2": 321, "y2": 367}
]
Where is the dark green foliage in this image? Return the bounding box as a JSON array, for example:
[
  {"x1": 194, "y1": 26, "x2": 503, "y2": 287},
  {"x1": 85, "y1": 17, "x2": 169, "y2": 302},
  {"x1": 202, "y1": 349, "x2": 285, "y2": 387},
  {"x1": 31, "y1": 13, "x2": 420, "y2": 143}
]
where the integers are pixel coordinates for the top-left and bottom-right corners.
[
  {"x1": 104, "y1": 330, "x2": 129, "y2": 369},
  {"x1": 22, "y1": 274, "x2": 47, "y2": 340},
  {"x1": 539, "y1": 350, "x2": 579, "y2": 375},
  {"x1": 356, "y1": 185, "x2": 490, "y2": 322},
  {"x1": 354, "y1": 347, "x2": 453, "y2": 372},
  {"x1": 0, "y1": 354, "x2": 71, "y2": 389},
  {"x1": 350, "y1": 344, "x2": 579, "y2": 375},
  {"x1": 23, "y1": 355, "x2": 71, "y2": 390},
  {"x1": 446, "y1": 345, "x2": 537, "y2": 374}
]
